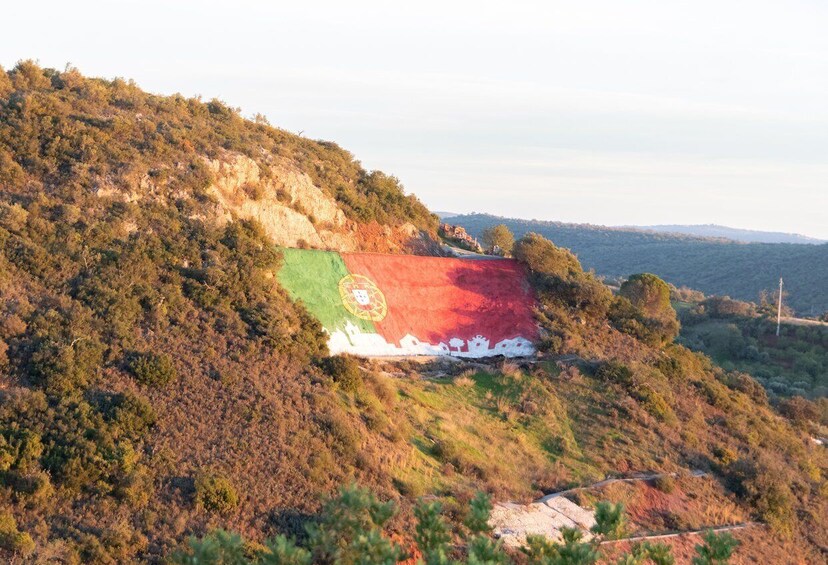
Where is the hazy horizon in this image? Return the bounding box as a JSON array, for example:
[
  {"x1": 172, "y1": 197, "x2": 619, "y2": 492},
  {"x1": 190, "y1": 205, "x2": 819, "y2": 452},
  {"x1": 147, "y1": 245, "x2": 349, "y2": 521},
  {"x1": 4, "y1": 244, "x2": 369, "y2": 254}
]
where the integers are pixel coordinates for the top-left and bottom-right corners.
[{"x1": 4, "y1": 1, "x2": 827, "y2": 238}]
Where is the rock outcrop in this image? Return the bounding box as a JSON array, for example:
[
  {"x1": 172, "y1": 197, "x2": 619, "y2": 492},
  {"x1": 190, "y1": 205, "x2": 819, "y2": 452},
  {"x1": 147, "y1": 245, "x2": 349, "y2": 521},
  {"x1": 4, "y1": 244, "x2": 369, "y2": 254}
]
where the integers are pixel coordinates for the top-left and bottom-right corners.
[
  {"x1": 205, "y1": 151, "x2": 432, "y2": 254},
  {"x1": 489, "y1": 496, "x2": 597, "y2": 548}
]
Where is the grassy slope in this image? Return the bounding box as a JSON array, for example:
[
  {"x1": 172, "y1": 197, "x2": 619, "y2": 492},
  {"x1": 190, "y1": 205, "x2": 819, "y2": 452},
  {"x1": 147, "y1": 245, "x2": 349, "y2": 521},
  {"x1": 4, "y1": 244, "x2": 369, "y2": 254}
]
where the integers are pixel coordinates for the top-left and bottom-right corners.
[{"x1": 444, "y1": 213, "x2": 828, "y2": 315}]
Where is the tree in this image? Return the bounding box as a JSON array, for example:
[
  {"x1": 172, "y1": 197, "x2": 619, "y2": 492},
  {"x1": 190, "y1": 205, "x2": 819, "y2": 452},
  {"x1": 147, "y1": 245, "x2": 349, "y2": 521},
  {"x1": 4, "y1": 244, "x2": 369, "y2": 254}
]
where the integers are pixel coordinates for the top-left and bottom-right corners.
[
  {"x1": 691, "y1": 530, "x2": 739, "y2": 565},
  {"x1": 618, "y1": 274, "x2": 680, "y2": 344},
  {"x1": 465, "y1": 491, "x2": 494, "y2": 534},
  {"x1": 591, "y1": 501, "x2": 627, "y2": 540},
  {"x1": 172, "y1": 530, "x2": 247, "y2": 565},
  {"x1": 305, "y1": 484, "x2": 402, "y2": 564},
  {"x1": 620, "y1": 274, "x2": 673, "y2": 320},
  {"x1": 481, "y1": 224, "x2": 515, "y2": 256},
  {"x1": 414, "y1": 501, "x2": 452, "y2": 565},
  {"x1": 513, "y1": 233, "x2": 582, "y2": 279}
]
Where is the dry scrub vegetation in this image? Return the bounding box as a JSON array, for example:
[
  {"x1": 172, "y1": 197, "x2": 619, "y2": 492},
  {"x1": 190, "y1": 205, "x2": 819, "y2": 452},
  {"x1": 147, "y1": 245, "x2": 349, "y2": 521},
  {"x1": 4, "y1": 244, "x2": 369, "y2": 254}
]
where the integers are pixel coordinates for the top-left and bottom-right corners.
[{"x1": 0, "y1": 62, "x2": 825, "y2": 563}]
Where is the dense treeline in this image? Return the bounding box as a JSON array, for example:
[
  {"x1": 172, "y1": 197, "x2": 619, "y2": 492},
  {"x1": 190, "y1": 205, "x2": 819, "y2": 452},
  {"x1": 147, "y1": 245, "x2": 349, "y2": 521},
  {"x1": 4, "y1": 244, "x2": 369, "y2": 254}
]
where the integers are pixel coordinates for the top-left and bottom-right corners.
[{"x1": 445, "y1": 214, "x2": 828, "y2": 315}]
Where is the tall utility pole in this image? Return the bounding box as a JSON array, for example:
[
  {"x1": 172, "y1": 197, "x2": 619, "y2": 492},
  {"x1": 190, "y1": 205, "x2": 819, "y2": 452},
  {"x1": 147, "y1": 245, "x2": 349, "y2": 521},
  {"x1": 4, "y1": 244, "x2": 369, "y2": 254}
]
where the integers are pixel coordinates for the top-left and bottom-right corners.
[{"x1": 776, "y1": 277, "x2": 784, "y2": 337}]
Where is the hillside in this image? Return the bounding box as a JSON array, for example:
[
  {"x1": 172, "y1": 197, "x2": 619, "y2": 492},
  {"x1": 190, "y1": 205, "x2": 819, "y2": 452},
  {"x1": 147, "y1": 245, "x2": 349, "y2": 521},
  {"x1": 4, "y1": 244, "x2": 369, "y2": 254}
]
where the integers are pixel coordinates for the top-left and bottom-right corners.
[
  {"x1": 444, "y1": 214, "x2": 828, "y2": 315},
  {"x1": 633, "y1": 224, "x2": 825, "y2": 245},
  {"x1": 0, "y1": 63, "x2": 826, "y2": 564}
]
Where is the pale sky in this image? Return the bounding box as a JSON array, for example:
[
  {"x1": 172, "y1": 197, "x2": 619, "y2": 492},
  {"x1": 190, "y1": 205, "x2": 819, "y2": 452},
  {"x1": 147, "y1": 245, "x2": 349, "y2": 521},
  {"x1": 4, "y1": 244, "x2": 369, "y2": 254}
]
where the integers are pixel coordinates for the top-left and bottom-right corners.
[{"x1": 3, "y1": 1, "x2": 828, "y2": 238}]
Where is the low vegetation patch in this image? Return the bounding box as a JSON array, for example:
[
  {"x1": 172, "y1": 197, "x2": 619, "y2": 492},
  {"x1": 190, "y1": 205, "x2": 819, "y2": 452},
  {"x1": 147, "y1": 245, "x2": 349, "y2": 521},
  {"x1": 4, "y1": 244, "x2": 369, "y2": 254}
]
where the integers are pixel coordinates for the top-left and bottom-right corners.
[
  {"x1": 128, "y1": 352, "x2": 177, "y2": 387},
  {"x1": 195, "y1": 472, "x2": 240, "y2": 514}
]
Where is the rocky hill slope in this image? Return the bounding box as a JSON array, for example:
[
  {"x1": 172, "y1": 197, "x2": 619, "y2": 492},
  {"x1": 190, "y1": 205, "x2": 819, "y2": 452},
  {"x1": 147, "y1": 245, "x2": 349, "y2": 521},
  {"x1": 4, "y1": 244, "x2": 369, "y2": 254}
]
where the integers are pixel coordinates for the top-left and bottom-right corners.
[{"x1": 0, "y1": 63, "x2": 825, "y2": 563}]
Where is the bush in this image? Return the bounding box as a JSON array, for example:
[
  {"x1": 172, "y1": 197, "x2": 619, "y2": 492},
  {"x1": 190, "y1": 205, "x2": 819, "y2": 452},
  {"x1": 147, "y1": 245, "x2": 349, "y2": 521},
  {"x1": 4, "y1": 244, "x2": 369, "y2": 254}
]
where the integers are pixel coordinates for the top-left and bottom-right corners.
[
  {"x1": 722, "y1": 372, "x2": 768, "y2": 405},
  {"x1": 0, "y1": 511, "x2": 35, "y2": 555},
  {"x1": 481, "y1": 224, "x2": 515, "y2": 256},
  {"x1": 318, "y1": 354, "x2": 362, "y2": 392},
  {"x1": 591, "y1": 501, "x2": 626, "y2": 540},
  {"x1": 104, "y1": 392, "x2": 157, "y2": 438},
  {"x1": 653, "y1": 475, "x2": 677, "y2": 494},
  {"x1": 777, "y1": 396, "x2": 819, "y2": 427},
  {"x1": 128, "y1": 352, "x2": 177, "y2": 387},
  {"x1": 306, "y1": 484, "x2": 401, "y2": 564},
  {"x1": 595, "y1": 361, "x2": 634, "y2": 386},
  {"x1": 725, "y1": 457, "x2": 795, "y2": 536},
  {"x1": 632, "y1": 383, "x2": 675, "y2": 422},
  {"x1": 195, "y1": 472, "x2": 239, "y2": 514},
  {"x1": 692, "y1": 530, "x2": 739, "y2": 565},
  {"x1": 513, "y1": 233, "x2": 582, "y2": 280}
]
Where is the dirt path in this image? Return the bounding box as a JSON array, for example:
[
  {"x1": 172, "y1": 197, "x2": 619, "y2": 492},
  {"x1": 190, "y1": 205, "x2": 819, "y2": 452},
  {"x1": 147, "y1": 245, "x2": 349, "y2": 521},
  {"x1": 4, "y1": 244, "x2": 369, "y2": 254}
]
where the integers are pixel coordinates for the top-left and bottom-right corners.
[
  {"x1": 780, "y1": 316, "x2": 828, "y2": 328},
  {"x1": 599, "y1": 522, "x2": 762, "y2": 545},
  {"x1": 538, "y1": 470, "x2": 707, "y2": 503}
]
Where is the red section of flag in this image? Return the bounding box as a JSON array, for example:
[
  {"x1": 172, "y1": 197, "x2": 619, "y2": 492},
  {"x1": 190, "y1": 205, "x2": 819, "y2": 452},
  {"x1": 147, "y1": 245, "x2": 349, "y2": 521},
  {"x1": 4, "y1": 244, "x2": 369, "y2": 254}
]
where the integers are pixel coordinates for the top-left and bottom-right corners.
[{"x1": 340, "y1": 253, "x2": 538, "y2": 350}]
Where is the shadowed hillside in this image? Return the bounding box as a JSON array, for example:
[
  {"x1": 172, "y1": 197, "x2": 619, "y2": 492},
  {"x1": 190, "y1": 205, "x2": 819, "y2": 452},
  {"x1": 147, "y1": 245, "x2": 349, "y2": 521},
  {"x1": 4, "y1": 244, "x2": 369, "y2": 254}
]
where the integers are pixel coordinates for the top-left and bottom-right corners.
[{"x1": 444, "y1": 214, "x2": 828, "y2": 315}]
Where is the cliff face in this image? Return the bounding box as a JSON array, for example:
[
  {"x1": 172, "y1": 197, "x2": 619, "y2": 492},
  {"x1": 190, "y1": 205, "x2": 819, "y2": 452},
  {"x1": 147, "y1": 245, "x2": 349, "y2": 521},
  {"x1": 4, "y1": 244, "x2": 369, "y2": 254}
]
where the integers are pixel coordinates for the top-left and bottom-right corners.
[
  {"x1": 205, "y1": 151, "x2": 437, "y2": 254},
  {"x1": 206, "y1": 151, "x2": 350, "y2": 249}
]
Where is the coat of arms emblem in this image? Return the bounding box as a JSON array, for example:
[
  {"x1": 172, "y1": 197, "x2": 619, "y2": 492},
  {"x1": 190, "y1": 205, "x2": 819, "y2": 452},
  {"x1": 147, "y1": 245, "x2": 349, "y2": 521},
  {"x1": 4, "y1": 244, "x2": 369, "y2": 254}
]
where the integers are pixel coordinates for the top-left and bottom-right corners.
[{"x1": 338, "y1": 274, "x2": 387, "y2": 321}]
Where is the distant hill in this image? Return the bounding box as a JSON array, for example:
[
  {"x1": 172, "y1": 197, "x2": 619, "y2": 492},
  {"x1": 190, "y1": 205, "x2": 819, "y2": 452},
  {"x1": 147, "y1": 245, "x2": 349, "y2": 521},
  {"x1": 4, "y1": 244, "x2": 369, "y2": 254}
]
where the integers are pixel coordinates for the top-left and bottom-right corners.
[
  {"x1": 434, "y1": 210, "x2": 460, "y2": 219},
  {"x1": 632, "y1": 224, "x2": 826, "y2": 244},
  {"x1": 444, "y1": 214, "x2": 828, "y2": 315}
]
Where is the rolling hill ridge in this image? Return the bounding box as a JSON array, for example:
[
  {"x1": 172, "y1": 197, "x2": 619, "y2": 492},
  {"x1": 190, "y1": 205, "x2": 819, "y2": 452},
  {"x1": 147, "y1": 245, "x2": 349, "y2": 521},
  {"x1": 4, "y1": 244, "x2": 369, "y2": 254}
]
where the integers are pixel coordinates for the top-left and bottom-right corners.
[{"x1": 443, "y1": 213, "x2": 828, "y2": 315}]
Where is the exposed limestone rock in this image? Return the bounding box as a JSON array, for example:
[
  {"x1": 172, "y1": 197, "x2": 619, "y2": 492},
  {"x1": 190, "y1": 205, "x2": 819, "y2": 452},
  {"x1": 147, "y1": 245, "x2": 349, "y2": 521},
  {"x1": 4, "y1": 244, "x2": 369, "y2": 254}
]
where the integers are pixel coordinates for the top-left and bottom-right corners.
[
  {"x1": 543, "y1": 496, "x2": 597, "y2": 531},
  {"x1": 204, "y1": 151, "x2": 434, "y2": 254},
  {"x1": 490, "y1": 497, "x2": 596, "y2": 548},
  {"x1": 94, "y1": 149, "x2": 434, "y2": 253},
  {"x1": 205, "y1": 152, "x2": 355, "y2": 250}
]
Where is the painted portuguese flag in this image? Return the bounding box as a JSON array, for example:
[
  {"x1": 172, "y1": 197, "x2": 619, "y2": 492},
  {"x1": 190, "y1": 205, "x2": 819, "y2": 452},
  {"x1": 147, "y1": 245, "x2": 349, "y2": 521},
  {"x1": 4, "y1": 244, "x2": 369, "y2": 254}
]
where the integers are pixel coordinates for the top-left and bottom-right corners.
[{"x1": 278, "y1": 248, "x2": 538, "y2": 358}]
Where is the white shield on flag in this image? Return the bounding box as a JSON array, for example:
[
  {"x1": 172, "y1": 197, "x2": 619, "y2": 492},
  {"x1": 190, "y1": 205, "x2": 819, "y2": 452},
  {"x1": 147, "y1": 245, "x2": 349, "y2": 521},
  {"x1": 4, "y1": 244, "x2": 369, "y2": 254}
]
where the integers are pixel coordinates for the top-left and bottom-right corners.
[{"x1": 352, "y1": 289, "x2": 371, "y2": 306}]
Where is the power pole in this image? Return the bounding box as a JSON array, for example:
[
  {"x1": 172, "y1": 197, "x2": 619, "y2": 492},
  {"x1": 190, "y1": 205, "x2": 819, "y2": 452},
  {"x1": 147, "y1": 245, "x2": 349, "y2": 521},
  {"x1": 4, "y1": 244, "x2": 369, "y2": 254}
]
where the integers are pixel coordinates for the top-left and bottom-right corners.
[{"x1": 776, "y1": 277, "x2": 783, "y2": 337}]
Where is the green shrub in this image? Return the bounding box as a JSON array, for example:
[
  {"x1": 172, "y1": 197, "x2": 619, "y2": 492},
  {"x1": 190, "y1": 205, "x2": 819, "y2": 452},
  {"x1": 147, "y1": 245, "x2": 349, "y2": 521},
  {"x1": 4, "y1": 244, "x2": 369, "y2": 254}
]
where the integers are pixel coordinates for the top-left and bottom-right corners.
[
  {"x1": 591, "y1": 501, "x2": 626, "y2": 540},
  {"x1": 465, "y1": 491, "x2": 494, "y2": 535},
  {"x1": 260, "y1": 535, "x2": 312, "y2": 565},
  {"x1": 104, "y1": 392, "x2": 157, "y2": 438},
  {"x1": 172, "y1": 529, "x2": 246, "y2": 565},
  {"x1": 317, "y1": 354, "x2": 362, "y2": 392},
  {"x1": 632, "y1": 383, "x2": 675, "y2": 422},
  {"x1": 513, "y1": 233, "x2": 582, "y2": 280},
  {"x1": 691, "y1": 530, "x2": 739, "y2": 565},
  {"x1": 725, "y1": 457, "x2": 795, "y2": 536},
  {"x1": 414, "y1": 501, "x2": 451, "y2": 565},
  {"x1": 305, "y1": 484, "x2": 401, "y2": 564},
  {"x1": 0, "y1": 511, "x2": 35, "y2": 555},
  {"x1": 777, "y1": 396, "x2": 819, "y2": 427},
  {"x1": 195, "y1": 472, "x2": 239, "y2": 514},
  {"x1": 25, "y1": 309, "x2": 105, "y2": 393},
  {"x1": 655, "y1": 354, "x2": 685, "y2": 381},
  {"x1": 722, "y1": 372, "x2": 768, "y2": 405},
  {"x1": 595, "y1": 361, "x2": 634, "y2": 386},
  {"x1": 129, "y1": 352, "x2": 177, "y2": 387}
]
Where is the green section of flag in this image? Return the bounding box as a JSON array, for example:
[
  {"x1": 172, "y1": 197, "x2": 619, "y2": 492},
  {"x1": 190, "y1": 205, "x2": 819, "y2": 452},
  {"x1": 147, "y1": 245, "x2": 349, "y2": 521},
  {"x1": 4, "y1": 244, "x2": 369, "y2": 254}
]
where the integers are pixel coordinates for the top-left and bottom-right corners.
[{"x1": 277, "y1": 248, "x2": 376, "y2": 335}]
